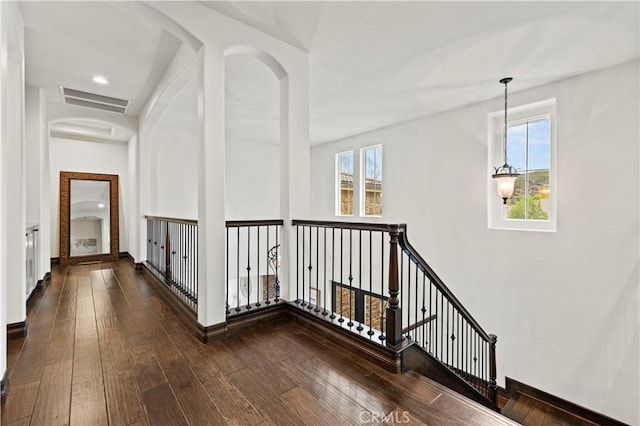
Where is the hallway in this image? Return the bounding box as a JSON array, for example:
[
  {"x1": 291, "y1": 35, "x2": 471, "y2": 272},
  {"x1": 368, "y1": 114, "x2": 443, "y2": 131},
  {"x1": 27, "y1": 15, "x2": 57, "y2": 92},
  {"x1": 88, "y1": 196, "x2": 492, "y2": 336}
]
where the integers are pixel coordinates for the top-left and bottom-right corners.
[{"x1": 1, "y1": 260, "x2": 515, "y2": 425}]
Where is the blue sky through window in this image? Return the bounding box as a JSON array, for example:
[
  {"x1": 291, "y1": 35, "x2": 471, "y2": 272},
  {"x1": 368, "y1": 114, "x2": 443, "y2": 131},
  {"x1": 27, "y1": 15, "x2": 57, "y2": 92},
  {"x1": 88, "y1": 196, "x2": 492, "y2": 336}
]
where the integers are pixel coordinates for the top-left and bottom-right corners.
[
  {"x1": 506, "y1": 117, "x2": 550, "y2": 172},
  {"x1": 364, "y1": 145, "x2": 382, "y2": 180},
  {"x1": 340, "y1": 152, "x2": 353, "y2": 175}
]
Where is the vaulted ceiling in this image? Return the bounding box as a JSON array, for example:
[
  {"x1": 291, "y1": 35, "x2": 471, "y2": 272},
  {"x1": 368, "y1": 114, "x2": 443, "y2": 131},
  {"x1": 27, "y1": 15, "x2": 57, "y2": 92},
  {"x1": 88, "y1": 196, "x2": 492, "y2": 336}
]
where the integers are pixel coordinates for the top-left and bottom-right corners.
[{"x1": 19, "y1": 1, "x2": 640, "y2": 145}]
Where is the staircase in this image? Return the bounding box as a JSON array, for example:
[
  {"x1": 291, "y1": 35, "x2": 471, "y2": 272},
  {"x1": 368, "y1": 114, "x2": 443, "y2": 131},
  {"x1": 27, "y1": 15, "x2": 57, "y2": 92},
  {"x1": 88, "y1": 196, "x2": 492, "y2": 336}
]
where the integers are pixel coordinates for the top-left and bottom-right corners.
[
  {"x1": 288, "y1": 220, "x2": 499, "y2": 410},
  {"x1": 498, "y1": 377, "x2": 628, "y2": 425}
]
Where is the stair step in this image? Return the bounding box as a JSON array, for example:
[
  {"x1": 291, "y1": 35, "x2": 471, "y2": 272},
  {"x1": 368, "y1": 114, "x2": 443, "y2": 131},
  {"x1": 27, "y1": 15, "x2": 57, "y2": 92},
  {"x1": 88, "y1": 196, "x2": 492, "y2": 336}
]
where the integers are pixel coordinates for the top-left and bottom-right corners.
[{"x1": 501, "y1": 392, "x2": 600, "y2": 426}]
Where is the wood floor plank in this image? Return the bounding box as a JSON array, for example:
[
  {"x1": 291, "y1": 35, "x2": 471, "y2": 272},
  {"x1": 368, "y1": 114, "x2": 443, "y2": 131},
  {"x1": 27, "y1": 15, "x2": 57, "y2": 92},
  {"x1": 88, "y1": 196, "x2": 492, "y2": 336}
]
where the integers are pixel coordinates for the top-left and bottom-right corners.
[
  {"x1": 125, "y1": 334, "x2": 168, "y2": 393},
  {"x1": 7, "y1": 337, "x2": 47, "y2": 385},
  {"x1": 104, "y1": 370, "x2": 147, "y2": 425},
  {"x1": 276, "y1": 358, "x2": 383, "y2": 422},
  {"x1": 200, "y1": 339, "x2": 246, "y2": 376},
  {"x1": 76, "y1": 277, "x2": 92, "y2": 299},
  {"x1": 4, "y1": 417, "x2": 31, "y2": 426},
  {"x1": 70, "y1": 376, "x2": 108, "y2": 426},
  {"x1": 73, "y1": 334, "x2": 102, "y2": 383},
  {"x1": 172, "y1": 382, "x2": 227, "y2": 426},
  {"x1": 75, "y1": 294, "x2": 98, "y2": 338},
  {"x1": 6, "y1": 338, "x2": 25, "y2": 371},
  {"x1": 44, "y1": 319, "x2": 75, "y2": 366},
  {"x1": 93, "y1": 293, "x2": 117, "y2": 319},
  {"x1": 198, "y1": 371, "x2": 264, "y2": 425},
  {"x1": 115, "y1": 308, "x2": 144, "y2": 339},
  {"x1": 147, "y1": 328, "x2": 184, "y2": 371},
  {"x1": 280, "y1": 385, "x2": 350, "y2": 425},
  {"x1": 30, "y1": 359, "x2": 73, "y2": 426},
  {"x1": 226, "y1": 367, "x2": 305, "y2": 426},
  {"x1": 97, "y1": 316, "x2": 131, "y2": 372},
  {"x1": 140, "y1": 384, "x2": 188, "y2": 426},
  {"x1": 0, "y1": 381, "x2": 39, "y2": 424}
]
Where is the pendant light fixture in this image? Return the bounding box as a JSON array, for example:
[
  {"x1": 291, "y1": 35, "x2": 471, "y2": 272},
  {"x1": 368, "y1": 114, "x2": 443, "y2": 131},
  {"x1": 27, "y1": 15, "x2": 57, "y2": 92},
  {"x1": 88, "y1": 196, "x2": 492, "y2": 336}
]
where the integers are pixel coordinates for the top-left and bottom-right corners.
[{"x1": 492, "y1": 77, "x2": 520, "y2": 204}]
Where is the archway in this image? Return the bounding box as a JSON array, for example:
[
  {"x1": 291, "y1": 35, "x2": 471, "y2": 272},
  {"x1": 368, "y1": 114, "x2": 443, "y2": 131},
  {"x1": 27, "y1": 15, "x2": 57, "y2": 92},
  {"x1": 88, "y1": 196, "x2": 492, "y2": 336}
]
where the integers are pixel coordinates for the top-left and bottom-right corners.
[{"x1": 224, "y1": 49, "x2": 283, "y2": 220}]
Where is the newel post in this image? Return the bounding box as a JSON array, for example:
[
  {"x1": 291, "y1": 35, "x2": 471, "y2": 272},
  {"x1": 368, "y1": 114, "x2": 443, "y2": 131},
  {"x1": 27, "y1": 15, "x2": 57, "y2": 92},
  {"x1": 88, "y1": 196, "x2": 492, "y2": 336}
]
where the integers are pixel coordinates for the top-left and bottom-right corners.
[
  {"x1": 385, "y1": 225, "x2": 403, "y2": 347},
  {"x1": 164, "y1": 221, "x2": 172, "y2": 281},
  {"x1": 489, "y1": 334, "x2": 498, "y2": 404}
]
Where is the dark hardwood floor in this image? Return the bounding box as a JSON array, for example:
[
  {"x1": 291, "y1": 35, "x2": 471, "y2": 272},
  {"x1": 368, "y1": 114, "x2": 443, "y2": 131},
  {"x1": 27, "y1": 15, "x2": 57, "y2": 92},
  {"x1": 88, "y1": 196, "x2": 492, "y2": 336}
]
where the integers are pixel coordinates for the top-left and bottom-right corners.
[{"x1": 1, "y1": 260, "x2": 517, "y2": 425}]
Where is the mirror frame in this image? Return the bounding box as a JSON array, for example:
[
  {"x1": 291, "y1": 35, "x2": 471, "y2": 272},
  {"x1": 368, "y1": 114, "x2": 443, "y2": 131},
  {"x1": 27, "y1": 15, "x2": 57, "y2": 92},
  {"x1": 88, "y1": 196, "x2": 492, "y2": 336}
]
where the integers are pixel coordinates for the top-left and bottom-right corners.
[{"x1": 60, "y1": 171, "x2": 119, "y2": 265}]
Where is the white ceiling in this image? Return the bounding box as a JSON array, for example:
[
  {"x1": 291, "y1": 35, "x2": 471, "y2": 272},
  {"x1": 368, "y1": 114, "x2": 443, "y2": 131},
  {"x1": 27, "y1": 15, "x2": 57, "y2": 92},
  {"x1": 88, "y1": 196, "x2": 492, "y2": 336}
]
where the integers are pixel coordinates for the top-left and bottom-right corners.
[
  {"x1": 19, "y1": 1, "x2": 182, "y2": 120},
  {"x1": 19, "y1": 1, "x2": 640, "y2": 146}
]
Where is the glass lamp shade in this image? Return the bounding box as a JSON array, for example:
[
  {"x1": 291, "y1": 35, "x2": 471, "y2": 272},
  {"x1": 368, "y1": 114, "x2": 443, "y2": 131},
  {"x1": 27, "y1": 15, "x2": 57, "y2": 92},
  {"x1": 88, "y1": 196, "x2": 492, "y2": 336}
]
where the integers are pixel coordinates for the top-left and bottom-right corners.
[{"x1": 492, "y1": 165, "x2": 519, "y2": 204}]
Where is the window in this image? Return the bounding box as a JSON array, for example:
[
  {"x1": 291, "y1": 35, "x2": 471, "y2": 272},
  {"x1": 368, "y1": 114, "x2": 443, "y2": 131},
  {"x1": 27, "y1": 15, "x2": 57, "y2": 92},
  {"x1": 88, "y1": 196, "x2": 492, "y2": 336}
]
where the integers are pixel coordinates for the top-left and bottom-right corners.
[
  {"x1": 506, "y1": 118, "x2": 551, "y2": 220},
  {"x1": 336, "y1": 151, "x2": 354, "y2": 216},
  {"x1": 332, "y1": 282, "x2": 387, "y2": 333},
  {"x1": 361, "y1": 145, "x2": 383, "y2": 216},
  {"x1": 488, "y1": 99, "x2": 556, "y2": 232}
]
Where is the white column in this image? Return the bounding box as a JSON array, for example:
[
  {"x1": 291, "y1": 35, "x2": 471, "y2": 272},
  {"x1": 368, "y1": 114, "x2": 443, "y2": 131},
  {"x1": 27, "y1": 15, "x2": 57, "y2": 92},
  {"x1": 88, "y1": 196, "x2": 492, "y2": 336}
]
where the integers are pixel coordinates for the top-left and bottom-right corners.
[
  {"x1": 1, "y1": 3, "x2": 26, "y2": 331},
  {"x1": 197, "y1": 44, "x2": 227, "y2": 327},
  {"x1": 279, "y1": 69, "x2": 310, "y2": 302},
  {"x1": 138, "y1": 128, "x2": 151, "y2": 263},
  {"x1": 0, "y1": 0, "x2": 7, "y2": 380},
  {"x1": 38, "y1": 89, "x2": 50, "y2": 278},
  {"x1": 127, "y1": 134, "x2": 139, "y2": 262}
]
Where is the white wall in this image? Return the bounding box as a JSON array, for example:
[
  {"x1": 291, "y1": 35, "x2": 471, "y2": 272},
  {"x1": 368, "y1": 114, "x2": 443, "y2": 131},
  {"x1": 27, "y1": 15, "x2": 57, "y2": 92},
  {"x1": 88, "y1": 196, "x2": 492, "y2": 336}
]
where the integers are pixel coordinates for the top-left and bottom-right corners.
[
  {"x1": 310, "y1": 61, "x2": 639, "y2": 424},
  {"x1": 25, "y1": 87, "x2": 40, "y2": 225},
  {"x1": 225, "y1": 139, "x2": 279, "y2": 220},
  {"x1": 25, "y1": 86, "x2": 49, "y2": 281},
  {"x1": 148, "y1": 78, "x2": 198, "y2": 220},
  {"x1": 224, "y1": 53, "x2": 280, "y2": 220},
  {"x1": 49, "y1": 137, "x2": 129, "y2": 257}
]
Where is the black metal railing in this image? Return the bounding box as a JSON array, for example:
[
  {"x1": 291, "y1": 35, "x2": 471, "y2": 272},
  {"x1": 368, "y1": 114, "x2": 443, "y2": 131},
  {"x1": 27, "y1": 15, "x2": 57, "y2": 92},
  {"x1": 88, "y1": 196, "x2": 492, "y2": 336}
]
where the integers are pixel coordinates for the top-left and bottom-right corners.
[
  {"x1": 146, "y1": 216, "x2": 198, "y2": 311},
  {"x1": 225, "y1": 220, "x2": 283, "y2": 316},
  {"x1": 397, "y1": 231, "x2": 497, "y2": 403},
  {"x1": 291, "y1": 220, "x2": 395, "y2": 343},
  {"x1": 291, "y1": 219, "x2": 497, "y2": 405}
]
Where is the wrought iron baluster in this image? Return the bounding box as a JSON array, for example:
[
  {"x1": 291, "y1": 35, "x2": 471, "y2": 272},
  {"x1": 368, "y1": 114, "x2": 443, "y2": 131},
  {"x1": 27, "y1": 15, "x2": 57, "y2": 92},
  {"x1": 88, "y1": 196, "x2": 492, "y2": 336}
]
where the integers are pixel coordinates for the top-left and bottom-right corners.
[
  {"x1": 330, "y1": 228, "x2": 335, "y2": 320},
  {"x1": 338, "y1": 228, "x2": 344, "y2": 323},
  {"x1": 235, "y1": 227, "x2": 240, "y2": 312},
  {"x1": 356, "y1": 230, "x2": 363, "y2": 331},
  {"x1": 315, "y1": 226, "x2": 320, "y2": 312},
  {"x1": 367, "y1": 230, "x2": 373, "y2": 336},
  {"x1": 347, "y1": 229, "x2": 354, "y2": 326},
  {"x1": 302, "y1": 226, "x2": 307, "y2": 307},
  {"x1": 256, "y1": 226, "x2": 261, "y2": 308},
  {"x1": 322, "y1": 227, "x2": 328, "y2": 315}
]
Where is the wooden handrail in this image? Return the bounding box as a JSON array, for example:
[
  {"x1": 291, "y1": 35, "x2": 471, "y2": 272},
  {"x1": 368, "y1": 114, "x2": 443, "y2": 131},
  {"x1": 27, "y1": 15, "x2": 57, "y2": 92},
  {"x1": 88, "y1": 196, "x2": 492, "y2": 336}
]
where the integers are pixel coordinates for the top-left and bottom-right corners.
[
  {"x1": 292, "y1": 219, "x2": 406, "y2": 233},
  {"x1": 145, "y1": 215, "x2": 197, "y2": 226},
  {"x1": 226, "y1": 219, "x2": 284, "y2": 227},
  {"x1": 401, "y1": 314, "x2": 437, "y2": 334}
]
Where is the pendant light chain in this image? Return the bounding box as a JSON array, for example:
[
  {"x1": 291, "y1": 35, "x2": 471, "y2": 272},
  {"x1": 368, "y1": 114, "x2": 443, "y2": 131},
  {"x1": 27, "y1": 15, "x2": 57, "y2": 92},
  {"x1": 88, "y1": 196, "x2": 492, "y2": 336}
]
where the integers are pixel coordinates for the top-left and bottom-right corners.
[
  {"x1": 492, "y1": 77, "x2": 518, "y2": 205},
  {"x1": 503, "y1": 80, "x2": 508, "y2": 166}
]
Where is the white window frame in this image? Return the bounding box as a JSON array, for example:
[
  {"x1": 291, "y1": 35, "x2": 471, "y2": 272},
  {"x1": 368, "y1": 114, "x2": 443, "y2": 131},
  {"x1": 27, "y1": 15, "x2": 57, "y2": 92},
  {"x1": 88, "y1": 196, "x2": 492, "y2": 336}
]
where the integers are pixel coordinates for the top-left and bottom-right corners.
[
  {"x1": 335, "y1": 150, "x2": 354, "y2": 217},
  {"x1": 487, "y1": 98, "x2": 557, "y2": 232},
  {"x1": 360, "y1": 144, "x2": 383, "y2": 217}
]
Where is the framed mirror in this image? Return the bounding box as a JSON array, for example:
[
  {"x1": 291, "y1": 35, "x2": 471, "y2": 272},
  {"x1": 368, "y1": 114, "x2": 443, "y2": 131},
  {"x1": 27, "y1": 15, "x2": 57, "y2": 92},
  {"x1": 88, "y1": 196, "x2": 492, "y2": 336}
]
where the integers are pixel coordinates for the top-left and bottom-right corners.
[{"x1": 59, "y1": 171, "x2": 119, "y2": 265}]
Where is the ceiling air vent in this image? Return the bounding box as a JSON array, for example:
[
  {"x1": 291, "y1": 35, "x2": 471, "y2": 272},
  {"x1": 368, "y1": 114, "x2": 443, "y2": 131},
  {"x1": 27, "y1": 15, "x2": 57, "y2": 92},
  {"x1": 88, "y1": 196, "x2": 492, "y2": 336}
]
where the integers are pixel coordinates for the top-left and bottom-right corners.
[{"x1": 60, "y1": 87, "x2": 129, "y2": 114}]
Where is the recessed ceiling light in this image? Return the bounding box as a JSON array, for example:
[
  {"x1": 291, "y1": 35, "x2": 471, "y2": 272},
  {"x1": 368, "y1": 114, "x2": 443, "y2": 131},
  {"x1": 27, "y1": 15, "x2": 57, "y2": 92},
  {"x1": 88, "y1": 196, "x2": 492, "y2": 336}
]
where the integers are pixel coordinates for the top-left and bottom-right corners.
[
  {"x1": 92, "y1": 76, "x2": 108, "y2": 85},
  {"x1": 98, "y1": 203, "x2": 105, "y2": 208}
]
